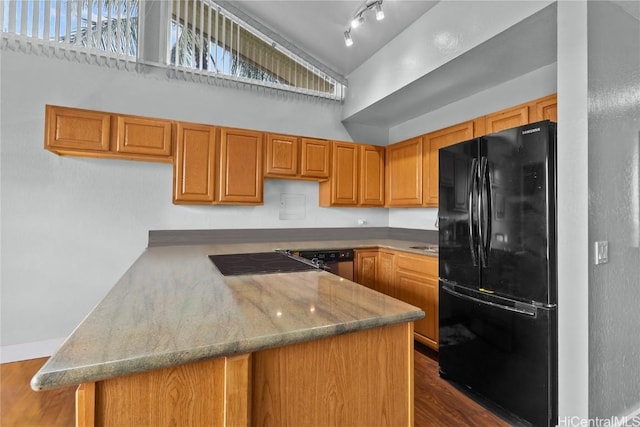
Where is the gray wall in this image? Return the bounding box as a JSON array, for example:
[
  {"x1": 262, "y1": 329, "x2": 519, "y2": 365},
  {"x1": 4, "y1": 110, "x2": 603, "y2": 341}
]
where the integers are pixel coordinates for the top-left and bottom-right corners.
[{"x1": 588, "y1": 1, "x2": 640, "y2": 418}]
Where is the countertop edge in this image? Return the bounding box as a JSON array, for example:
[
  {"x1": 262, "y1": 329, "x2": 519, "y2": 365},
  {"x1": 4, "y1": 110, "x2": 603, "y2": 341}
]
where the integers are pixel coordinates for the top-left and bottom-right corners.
[{"x1": 31, "y1": 310, "x2": 424, "y2": 391}]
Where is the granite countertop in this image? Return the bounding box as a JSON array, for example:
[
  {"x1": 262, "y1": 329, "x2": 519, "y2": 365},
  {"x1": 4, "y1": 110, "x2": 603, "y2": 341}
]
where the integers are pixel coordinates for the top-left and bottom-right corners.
[{"x1": 32, "y1": 238, "x2": 433, "y2": 391}]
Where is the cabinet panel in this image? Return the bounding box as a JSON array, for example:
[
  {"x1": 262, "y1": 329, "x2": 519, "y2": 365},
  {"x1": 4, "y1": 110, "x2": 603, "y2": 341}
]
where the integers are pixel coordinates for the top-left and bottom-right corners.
[
  {"x1": 264, "y1": 134, "x2": 298, "y2": 177},
  {"x1": 484, "y1": 105, "x2": 529, "y2": 135},
  {"x1": 45, "y1": 105, "x2": 110, "y2": 152},
  {"x1": 300, "y1": 138, "x2": 330, "y2": 179},
  {"x1": 385, "y1": 137, "x2": 423, "y2": 206},
  {"x1": 173, "y1": 123, "x2": 217, "y2": 204},
  {"x1": 354, "y1": 250, "x2": 378, "y2": 291},
  {"x1": 424, "y1": 121, "x2": 474, "y2": 207},
  {"x1": 360, "y1": 145, "x2": 385, "y2": 206},
  {"x1": 395, "y1": 271, "x2": 438, "y2": 350},
  {"x1": 377, "y1": 251, "x2": 395, "y2": 297},
  {"x1": 115, "y1": 116, "x2": 172, "y2": 158},
  {"x1": 218, "y1": 128, "x2": 263, "y2": 204},
  {"x1": 532, "y1": 94, "x2": 557, "y2": 122},
  {"x1": 320, "y1": 141, "x2": 358, "y2": 206},
  {"x1": 395, "y1": 252, "x2": 438, "y2": 350}
]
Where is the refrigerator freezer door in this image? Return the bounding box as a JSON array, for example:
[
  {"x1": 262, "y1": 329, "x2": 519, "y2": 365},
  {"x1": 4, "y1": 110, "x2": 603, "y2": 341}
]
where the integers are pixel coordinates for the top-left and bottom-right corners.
[
  {"x1": 439, "y1": 139, "x2": 480, "y2": 289},
  {"x1": 439, "y1": 282, "x2": 557, "y2": 427},
  {"x1": 479, "y1": 121, "x2": 557, "y2": 304}
]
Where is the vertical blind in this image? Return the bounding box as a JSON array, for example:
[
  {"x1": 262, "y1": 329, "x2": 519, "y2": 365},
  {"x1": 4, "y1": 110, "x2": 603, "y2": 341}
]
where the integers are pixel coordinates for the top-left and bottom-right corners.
[
  {"x1": 2, "y1": 0, "x2": 345, "y2": 100},
  {"x1": 168, "y1": 0, "x2": 343, "y2": 100},
  {"x1": 1, "y1": 0, "x2": 138, "y2": 61}
]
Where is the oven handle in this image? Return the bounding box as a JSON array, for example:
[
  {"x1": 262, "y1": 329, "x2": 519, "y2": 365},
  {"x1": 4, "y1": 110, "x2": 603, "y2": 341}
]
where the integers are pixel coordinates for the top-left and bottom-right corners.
[{"x1": 441, "y1": 284, "x2": 537, "y2": 317}]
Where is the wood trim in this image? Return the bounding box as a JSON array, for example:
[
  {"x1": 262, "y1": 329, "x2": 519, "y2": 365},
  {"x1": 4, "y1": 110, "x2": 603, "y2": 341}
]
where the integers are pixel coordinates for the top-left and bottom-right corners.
[
  {"x1": 75, "y1": 382, "x2": 95, "y2": 427},
  {"x1": 224, "y1": 354, "x2": 252, "y2": 426}
]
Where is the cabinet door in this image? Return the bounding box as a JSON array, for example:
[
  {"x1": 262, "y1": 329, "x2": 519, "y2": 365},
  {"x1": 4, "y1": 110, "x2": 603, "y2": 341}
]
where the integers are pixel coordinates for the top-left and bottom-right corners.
[
  {"x1": 532, "y1": 94, "x2": 557, "y2": 122},
  {"x1": 45, "y1": 105, "x2": 110, "y2": 153},
  {"x1": 484, "y1": 104, "x2": 529, "y2": 135},
  {"x1": 320, "y1": 141, "x2": 358, "y2": 206},
  {"x1": 424, "y1": 121, "x2": 474, "y2": 207},
  {"x1": 300, "y1": 138, "x2": 330, "y2": 179},
  {"x1": 173, "y1": 123, "x2": 216, "y2": 204},
  {"x1": 394, "y1": 253, "x2": 439, "y2": 350},
  {"x1": 354, "y1": 250, "x2": 379, "y2": 291},
  {"x1": 264, "y1": 134, "x2": 298, "y2": 177},
  {"x1": 115, "y1": 115, "x2": 172, "y2": 159},
  {"x1": 377, "y1": 251, "x2": 395, "y2": 297},
  {"x1": 218, "y1": 128, "x2": 263, "y2": 204},
  {"x1": 359, "y1": 145, "x2": 385, "y2": 206},
  {"x1": 385, "y1": 137, "x2": 423, "y2": 207}
]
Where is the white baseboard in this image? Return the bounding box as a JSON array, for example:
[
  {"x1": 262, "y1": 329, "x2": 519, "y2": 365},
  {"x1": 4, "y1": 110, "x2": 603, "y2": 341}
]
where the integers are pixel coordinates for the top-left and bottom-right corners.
[{"x1": 0, "y1": 338, "x2": 64, "y2": 363}]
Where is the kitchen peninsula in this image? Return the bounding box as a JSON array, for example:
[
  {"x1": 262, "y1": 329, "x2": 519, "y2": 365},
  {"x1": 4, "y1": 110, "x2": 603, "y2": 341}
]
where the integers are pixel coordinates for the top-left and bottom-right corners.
[{"x1": 31, "y1": 230, "x2": 431, "y2": 426}]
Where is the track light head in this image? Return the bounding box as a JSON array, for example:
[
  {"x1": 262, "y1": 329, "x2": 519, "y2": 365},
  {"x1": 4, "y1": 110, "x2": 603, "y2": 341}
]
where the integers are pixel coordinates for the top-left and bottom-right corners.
[
  {"x1": 344, "y1": 30, "x2": 353, "y2": 47},
  {"x1": 374, "y1": 2, "x2": 384, "y2": 20}
]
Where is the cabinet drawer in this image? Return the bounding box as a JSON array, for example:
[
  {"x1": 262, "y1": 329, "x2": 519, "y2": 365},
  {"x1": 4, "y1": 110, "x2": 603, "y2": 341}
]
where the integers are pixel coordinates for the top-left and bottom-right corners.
[{"x1": 396, "y1": 252, "x2": 438, "y2": 276}]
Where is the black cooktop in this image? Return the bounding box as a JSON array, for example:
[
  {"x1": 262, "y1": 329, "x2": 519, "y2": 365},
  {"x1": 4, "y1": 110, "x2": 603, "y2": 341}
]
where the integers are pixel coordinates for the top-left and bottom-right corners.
[{"x1": 209, "y1": 252, "x2": 319, "y2": 276}]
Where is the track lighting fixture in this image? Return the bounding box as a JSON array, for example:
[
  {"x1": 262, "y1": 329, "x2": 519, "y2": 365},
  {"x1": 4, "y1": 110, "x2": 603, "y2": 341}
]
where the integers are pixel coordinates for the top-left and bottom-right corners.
[
  {"x1": 343, "y1": 0, "x2": 384, "y2": 47},
  {"x1": 344, "y1": 30, "x2": 353, "y2": 47}
]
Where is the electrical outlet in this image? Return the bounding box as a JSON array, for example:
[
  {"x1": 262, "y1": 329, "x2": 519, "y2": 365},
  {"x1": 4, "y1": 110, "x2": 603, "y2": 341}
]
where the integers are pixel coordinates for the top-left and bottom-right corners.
[{"x1": 595, "y1": 241, "x2": 609, "y2": 265}]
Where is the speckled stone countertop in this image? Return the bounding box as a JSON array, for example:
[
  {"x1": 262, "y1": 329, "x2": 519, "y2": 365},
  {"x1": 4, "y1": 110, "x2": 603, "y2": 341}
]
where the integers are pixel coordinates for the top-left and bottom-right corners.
[{"x1": 32, "y1": 239, "x2": 434, "y2": 391}]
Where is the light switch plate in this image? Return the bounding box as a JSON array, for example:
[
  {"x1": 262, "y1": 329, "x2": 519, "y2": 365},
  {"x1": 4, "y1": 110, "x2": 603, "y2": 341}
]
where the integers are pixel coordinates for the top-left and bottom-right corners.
[{"x1": 595, "y1": 241, "x2": 609, "y2": 265}]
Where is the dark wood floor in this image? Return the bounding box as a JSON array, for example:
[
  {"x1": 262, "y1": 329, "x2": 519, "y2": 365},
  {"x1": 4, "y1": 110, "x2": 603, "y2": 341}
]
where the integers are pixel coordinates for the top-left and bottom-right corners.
[{"x1": 1, "y1": 346, "x2": 509, "y2": 426}]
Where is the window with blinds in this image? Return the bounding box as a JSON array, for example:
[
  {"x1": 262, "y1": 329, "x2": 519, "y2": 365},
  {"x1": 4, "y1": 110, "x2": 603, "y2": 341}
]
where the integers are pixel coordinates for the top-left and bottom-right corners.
[
  {"x1": 2, "y1": 0, "x2": 345, "y2": 101},
  {"x1": 1, "y1": 0, "x2": 138, "y2": 59},
  {"x1": 168, "y1": 0, "x2": 343, "y2": 100}
]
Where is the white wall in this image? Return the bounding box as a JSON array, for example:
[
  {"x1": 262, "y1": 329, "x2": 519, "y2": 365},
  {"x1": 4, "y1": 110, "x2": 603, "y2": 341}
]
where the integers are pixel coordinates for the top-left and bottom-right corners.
[
  {"x1": 343, "y1": 0, "x2": 554, "y2": 120},
  {"x1": 0, "y1": 50, "x2": 388, "y2": 350}
]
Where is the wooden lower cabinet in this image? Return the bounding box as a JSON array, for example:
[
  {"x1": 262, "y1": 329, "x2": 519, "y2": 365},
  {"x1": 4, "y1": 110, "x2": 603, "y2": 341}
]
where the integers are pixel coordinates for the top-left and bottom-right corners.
[
  {"x1": 75, "y1": 323, "x2": 414, "y2": 427},
  {"x1": 354, "y1": 248, "x2": 439, "y2": 350},
  {"x1": 394, "y1": 252, "x2": 439, "y2": 350}
]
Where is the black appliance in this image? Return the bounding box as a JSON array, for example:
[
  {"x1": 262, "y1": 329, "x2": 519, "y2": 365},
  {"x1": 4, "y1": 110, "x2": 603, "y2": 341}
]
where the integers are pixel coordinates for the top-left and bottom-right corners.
[
  {"x1": 296, "y1": 249, "x2": 355, "y2": 281},
  {"x1": 209, "y1": 251, "x2": 321, "y2": 276},
  {"x1": 438, "y1": 120, "x2": 557, "y2": 427}
]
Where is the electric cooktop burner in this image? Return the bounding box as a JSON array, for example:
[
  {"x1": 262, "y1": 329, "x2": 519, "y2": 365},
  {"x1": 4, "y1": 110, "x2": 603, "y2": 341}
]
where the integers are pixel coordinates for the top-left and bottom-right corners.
[{"x1": 209, "y1": 252, "x2": 319, "y2": 276}]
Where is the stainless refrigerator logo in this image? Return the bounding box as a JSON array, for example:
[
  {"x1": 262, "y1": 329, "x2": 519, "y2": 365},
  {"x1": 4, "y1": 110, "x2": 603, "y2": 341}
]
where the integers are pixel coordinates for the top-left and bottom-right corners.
[{"x1": 522, "y1": 127, "x2": 541, "y2": 135}]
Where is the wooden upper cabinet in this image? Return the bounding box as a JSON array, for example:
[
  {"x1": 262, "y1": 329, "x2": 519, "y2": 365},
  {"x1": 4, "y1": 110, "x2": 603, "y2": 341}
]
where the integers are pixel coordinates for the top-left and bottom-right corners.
[
  {"x1": 359, "y1": 145, "x2": 385, "y2": 206},
  {"x1": 300, "y1": 138, "x2": 330, "y2": 179},
  {"x1": 45, "y1": 105, "x2": 110, "y2": 153},
  {"x1": 44, "y1": 105, "x2": 172, "y2": 162},
  {"x1": 264, "y1": 133, "x2": 298, "y2": 178},
  {"x1": 319, "y1": 142, "x2": 385, "y2": 207},
  {"x1": 173, "y1": 122, "x2": 217, "y2": 204},
  {"x1": 385, "y1": 136, "x2": 423, "y2": 207},
  {"x1": 484, "y1": 104, "x2": 529, "y2": 135},
  {"x1": 320, "y1": 141, "x2": 358, "y2": 206},
  {"x1": 217, "y1": 128, "x2": 263, "y2": 204},
  {"x1": 424, "y1": 121, "x2": 474, "y2": 207},
  {"x1": 115, "y1": 116, "x2": 172, "y2": 158},
  {"x1": 531, "y1": 94, "x2": 557, "y2": 122}
]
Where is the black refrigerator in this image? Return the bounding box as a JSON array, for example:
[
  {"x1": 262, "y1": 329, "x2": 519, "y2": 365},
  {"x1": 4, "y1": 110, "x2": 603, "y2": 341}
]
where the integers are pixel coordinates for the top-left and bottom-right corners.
[{"x1": 438, "y1": 120, "x2": 557, "y2": 427}]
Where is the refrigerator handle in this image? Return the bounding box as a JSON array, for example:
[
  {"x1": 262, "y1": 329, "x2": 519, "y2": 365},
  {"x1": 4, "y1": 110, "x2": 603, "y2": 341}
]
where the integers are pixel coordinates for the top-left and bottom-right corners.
[
  {"x1": 479, "y1": 155, "x2": 492, "y2": 267},
  {"x1": 467, "y1": 158, "x2": 479, "y2": 266},
  {"x1": 441, "y1": 284, "x2": 537, "y2": 317}
]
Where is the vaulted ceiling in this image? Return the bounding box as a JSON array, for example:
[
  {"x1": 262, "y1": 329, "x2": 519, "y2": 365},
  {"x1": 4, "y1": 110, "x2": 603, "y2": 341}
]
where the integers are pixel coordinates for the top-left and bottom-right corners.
[{"x1": 222, "y1": 1, "x2": 439, "y2": 78}]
